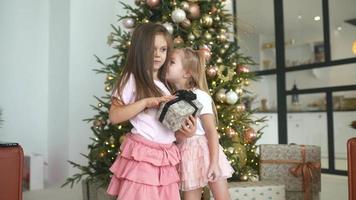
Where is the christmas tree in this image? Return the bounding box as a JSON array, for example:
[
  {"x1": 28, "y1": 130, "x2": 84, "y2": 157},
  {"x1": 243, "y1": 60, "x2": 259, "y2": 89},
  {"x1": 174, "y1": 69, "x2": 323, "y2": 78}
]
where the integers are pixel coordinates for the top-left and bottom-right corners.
[{"x1": 63, "y1": 0, "x2": 266, "y2": 188}]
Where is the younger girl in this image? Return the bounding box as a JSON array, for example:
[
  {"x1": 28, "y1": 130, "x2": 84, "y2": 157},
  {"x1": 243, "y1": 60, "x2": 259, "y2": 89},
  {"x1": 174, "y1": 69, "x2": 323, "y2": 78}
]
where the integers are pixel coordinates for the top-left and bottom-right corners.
[
  {"x1": 106, "y1": 23, "x2": 196, "y2": 200},
  {"x1": 166, "y1": 48, "x2": 234, "y2": 200}
]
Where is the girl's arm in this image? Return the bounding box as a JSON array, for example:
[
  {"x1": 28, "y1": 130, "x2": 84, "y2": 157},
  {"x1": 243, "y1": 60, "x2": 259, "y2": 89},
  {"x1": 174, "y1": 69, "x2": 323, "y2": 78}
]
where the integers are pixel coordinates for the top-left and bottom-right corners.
[
  {"x1": 201, "y1": 113, "x2": 220, "y2": 181},
  {"x1": 109, "y1": 96, "x2": 174, "y2": 124},
  {"x1": 201, "y1": 114, "x2": 219, "y2": 164}
]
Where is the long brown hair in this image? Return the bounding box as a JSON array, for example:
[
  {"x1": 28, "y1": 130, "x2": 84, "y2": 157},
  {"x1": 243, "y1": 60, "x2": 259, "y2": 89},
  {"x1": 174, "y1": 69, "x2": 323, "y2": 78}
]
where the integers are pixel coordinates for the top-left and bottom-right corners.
[
  {"x1": 175, "y1": 48, "x2": 218, "y2": 121},
  {"x1": 116, "y1": 23, "x2": 173, "y2": 101}
]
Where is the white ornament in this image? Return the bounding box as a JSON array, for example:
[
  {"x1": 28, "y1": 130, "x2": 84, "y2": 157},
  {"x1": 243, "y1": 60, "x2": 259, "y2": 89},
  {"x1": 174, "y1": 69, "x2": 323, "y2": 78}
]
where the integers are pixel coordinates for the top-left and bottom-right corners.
[
  {"x1": 122, "y1": 18, "x2": 135, "y2": 29},
  {"x1": 162, "y1": 22, "x2": 174, "y2": 34},
  {"x1": 226, "y1": 90, "x2": 239, "y2": 105},
  {"x1": 172, "y1": 8, "x2": 186, "y2": 23}
]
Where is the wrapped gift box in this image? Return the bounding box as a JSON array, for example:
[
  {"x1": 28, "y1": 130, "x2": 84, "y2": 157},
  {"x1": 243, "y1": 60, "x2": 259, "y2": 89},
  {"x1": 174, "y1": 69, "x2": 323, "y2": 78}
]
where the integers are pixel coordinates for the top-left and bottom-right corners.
[
  {"x1": 260, "y1": 144, "x2": 321, "y2": 200},
  {"x1": 209, "y1": 181, "x2": 286, "y2": 200},
  {"x1": 158, "y1": 90, "x2": 203, "y2": 132}
]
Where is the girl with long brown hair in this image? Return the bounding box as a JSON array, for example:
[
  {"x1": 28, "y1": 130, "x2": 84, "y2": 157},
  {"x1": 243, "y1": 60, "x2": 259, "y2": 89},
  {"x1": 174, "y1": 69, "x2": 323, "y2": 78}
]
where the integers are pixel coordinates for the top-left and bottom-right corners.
[{"x1": 106, "y1": 23, "x2": 196, "y2": 200}]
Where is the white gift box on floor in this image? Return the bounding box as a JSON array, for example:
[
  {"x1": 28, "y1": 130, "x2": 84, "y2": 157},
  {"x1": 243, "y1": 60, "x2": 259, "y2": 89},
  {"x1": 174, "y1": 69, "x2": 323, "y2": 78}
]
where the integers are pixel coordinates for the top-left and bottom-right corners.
[
  {"x1": 23, "y1": 153, "x2": 44, "y2": 190},
  {"x1": 210, "y1": 180, "x2": 285, "y2": 200}
]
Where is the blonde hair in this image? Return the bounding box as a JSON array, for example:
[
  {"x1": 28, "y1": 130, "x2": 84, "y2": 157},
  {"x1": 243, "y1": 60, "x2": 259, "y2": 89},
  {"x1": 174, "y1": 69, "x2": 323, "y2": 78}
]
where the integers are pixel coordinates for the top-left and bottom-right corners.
[{"x1": 175, "y1": 48, "x2": 218, "y2": 121}]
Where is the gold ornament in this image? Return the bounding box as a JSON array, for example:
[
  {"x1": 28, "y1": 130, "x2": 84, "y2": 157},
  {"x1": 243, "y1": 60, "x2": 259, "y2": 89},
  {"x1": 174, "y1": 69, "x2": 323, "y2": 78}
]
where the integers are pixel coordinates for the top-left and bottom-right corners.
[
  {"x1": 216, "y1": 57, "x2": 223, "y2": 63},
  {"x1": 109, "y1": 136, "x2": 115, "y2": 144},
  {"x1": 181, "y1": 1, "x2": 189, "y2": 11},
  {"x1": 220, "y1": 28, "x2": 227, "y2": 34},
  {"x1": 244, "y1": 80, "x2": 250, "y2": 86},
  {"x1": 126, "y1": 41, "x2": 131, "y2": 47},
  {"x1": 187, "y1": 33, "x2": 195, "y2": 41},
  {"x1": 106, "y1": 75, "x2": 114, "y2": 81},
  {"x1": 217, "y1": 33, "x2": 227, "y2": 42},
  {"x1": 99, "y1": 152, "x2": 106, "y2": 158},
  {"x1": 181, "y1": 18, "x2": 191, "y2": 28},
  {"x1": 142, "y1": 18, "x2": 150, "y2": 23},
  {"x1": 219, "y1": 48, "x2": 226, "y2": 54},
  {"x1": 240, "y1": 174, "x2": 249, "y2": 181},
  {"x1": 214, "y1": 15, "x2": 221, "y2": 22},
  {"x1": 119, "y1": 135, "x2": 126, "y2": 143},
  {"x1": 174, "y1": 36, "x2": 184, "y2": 45},
  {"x1": 105, "y1": 85, "x2": 112, "y2": 92},
  {"x1": 98, "y1": 103, "x2": 103, "y2": 108},
  {"x1": 204, "y1": 31, "x2": 212, "y2": 40},
  {"x1": 94, "y1": 119, "x2": 102, "y2": 127},
  {"x1": 235, "y1": 87, "x2": 243, "y2": 95},
  {"x1": 146, "y1": 0, "x2": 160, "y2": 8},
  {"x1": 226, "y1": 127, "x2": 237, "y2": 137},
  {"x1": 215, "y1": 89, "x2": 226, "y2": 103},
  {"x1": 236, "y1": 104, "x2": 246, "y2": 112},
  {"x1": 188, "y1": 3, "x2": 200, "y2": 19},
  {"x1": 200, "y1": 14, "x2": 213, "y2": 27}
]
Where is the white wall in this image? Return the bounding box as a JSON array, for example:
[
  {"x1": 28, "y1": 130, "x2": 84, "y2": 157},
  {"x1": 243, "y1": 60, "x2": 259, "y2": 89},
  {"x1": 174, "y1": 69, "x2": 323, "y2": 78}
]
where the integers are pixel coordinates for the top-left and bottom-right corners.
[
  {"x1": 0, "y1": 0, "x2": 132, "y2": 187},
  {"x1": 67, "y1": 0, "x2": 128, "y2": 178},
  {"x1": 0, "y1": 0, "x2": 49, "y2": 159},
  {"x1": 47, "y1": 0, "x2": 70, "y2": 187}
]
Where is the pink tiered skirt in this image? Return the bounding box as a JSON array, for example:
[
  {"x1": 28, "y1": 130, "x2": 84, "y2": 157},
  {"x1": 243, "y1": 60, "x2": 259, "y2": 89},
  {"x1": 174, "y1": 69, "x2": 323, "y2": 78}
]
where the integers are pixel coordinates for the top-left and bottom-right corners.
[
  {"x1": 177, "y1": 135, "x2": 234, "y2": 191},
  {"x1": 107, "y1": 134, "x2": 181, "y2": 200}
]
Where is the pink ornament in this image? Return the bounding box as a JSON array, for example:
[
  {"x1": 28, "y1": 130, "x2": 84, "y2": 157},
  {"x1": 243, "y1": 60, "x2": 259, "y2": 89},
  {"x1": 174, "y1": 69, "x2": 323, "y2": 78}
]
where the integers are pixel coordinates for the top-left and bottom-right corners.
[
  {"x1": 146, "y1": 0, "x2": 160, "y2": 8},
  {"x1": 188, "y1": 3, "x2": 200, "y2": 19},
  {"x1": 244, "y1": 128, "x2": 257, "y2": 143},
  {"x1": 237, "y1": 65, "x2": 249, "y2": 73},
  {"x1": 206, "y1": 66, "x2": 218, "y2": 78}
]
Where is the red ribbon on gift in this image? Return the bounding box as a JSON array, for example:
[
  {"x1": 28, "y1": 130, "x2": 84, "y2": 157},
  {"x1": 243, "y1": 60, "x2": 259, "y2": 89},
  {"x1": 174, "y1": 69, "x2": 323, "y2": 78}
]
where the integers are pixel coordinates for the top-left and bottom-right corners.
[
  {"x1": 261, "y1": 145, "x2": 321, "y2": 200},
  {"x1": 289, "y1": 145, "x2": 321, "y2": 200}
]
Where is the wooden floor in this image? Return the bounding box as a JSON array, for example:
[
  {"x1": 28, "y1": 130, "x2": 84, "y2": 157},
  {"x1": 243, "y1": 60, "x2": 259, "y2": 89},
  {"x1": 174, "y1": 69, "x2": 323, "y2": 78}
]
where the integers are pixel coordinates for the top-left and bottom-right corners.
[{"x1": 24, "y1": 174, "x2": 348, "y2": 200}]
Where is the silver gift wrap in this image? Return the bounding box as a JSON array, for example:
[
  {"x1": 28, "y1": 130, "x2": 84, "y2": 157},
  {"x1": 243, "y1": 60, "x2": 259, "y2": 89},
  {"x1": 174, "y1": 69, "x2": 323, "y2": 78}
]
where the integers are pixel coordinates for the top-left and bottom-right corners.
[
  {"x1": 158, "y1": 90, "x2": 203, "y2": 132},
  {"x1": 260, "y1": 144, "x2": 321, "y2": 200}
]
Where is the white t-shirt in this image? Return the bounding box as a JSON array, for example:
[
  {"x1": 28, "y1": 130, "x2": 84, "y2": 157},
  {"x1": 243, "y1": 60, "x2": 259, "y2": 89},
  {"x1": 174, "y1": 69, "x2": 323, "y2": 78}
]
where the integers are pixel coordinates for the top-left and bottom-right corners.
[
  {"x1": 111, "y1": 75, "x2": 176, "y2": 144},
  {"x1": 192, "y1": 88, "x2": 214, "y2": 136}
]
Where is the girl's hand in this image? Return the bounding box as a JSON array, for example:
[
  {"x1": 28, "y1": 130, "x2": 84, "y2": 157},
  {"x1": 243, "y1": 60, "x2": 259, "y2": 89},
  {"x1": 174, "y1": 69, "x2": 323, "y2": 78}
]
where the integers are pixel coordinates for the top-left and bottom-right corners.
[
  {"x1": 178, "y1": 115, "x2": 197, "y2": 137},
  {"x1": 174, "y1": 131, "x2": 186, "y2": 143},
  {"x1": 207, "y1": 163, "x2": 221, "y2": 182},
  {"x1": 144, "y1": 95, "x2": 174, "y2": 108}
]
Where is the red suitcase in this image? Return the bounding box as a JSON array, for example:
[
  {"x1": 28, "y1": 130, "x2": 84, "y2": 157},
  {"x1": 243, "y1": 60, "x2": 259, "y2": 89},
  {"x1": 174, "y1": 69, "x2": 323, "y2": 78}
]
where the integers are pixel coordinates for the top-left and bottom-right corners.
[
  {"x1": 0, "y1": 142, "x2": 23, "y2": 200},
  {"x1": 348, "y1": 137, "x2": 356, "y2": 200}
]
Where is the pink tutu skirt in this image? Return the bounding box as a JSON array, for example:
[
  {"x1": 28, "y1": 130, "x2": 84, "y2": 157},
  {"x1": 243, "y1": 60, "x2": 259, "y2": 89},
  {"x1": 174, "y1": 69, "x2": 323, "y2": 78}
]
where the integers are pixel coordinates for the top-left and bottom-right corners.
[
  {"x1": 107, "y1": 133, "x2": 181, "y2": 200},
  {"x1": 177, "y1": 135, "x2": 234, "y2": 191}
]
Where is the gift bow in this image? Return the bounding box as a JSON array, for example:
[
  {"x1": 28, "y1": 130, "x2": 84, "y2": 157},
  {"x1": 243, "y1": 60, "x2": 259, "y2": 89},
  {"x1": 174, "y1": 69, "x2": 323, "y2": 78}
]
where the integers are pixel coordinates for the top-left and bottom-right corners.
[
  {"x1": 174, "y1": 90, "x2": 197, "y2": 101},
  {"x1": 159, "y1": 90, "x2": 198, "y2": 123},
  {"x1": 289, "y1": 145, "x2": 321, "y2": 200},
  {"x1": 261, "y1": 145, "x2": 321, "y2": 200}
]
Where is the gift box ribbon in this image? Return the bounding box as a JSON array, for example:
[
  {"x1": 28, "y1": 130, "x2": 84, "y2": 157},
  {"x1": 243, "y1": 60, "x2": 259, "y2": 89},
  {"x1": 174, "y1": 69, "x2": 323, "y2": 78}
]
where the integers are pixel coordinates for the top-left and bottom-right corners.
[
  {"x1": 159, "y1": 90, "x2": 199, "y2": 122},
  {"x1": 261, "y1": 145, "x2": 321, "y2": 200}
]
